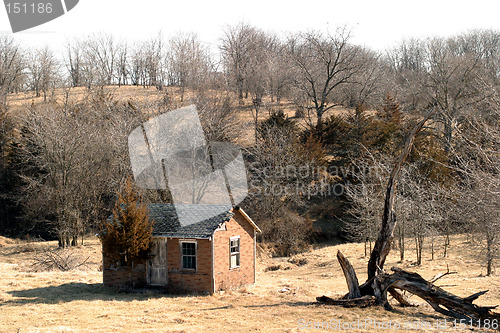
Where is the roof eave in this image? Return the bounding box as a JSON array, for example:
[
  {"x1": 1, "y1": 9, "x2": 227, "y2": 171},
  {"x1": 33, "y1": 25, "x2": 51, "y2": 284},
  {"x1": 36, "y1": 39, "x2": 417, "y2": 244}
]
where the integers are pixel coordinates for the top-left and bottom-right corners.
[
  {"x1": 153, "y1": 234, "x2": 212, "y2": 240},
  {"x1": 235, "y1": 207, "x2": 262, "y2": 233}
]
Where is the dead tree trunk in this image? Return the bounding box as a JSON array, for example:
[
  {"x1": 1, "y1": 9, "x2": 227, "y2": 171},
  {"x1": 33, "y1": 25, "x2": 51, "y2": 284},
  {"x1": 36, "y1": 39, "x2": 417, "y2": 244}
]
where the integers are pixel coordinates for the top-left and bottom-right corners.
[
  {"x1": 337, "y1": 251, "x2": 361, "y2": 299},
  {"x1": 376, "y1": 267, "x2": 499, "y2": 321},
  {"x1": 367, "y1": 110, "x2": 435, "y2": 279},
  {"x1": 318, "y1": 109, "x2": 500, "y2": 323}
]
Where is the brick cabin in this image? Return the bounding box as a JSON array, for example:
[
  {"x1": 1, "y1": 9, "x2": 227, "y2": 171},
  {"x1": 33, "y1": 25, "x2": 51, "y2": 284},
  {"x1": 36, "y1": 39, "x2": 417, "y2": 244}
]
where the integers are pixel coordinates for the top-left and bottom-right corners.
[{"x1": 102, "y1": 204, "x2": 261, "y2": 293}]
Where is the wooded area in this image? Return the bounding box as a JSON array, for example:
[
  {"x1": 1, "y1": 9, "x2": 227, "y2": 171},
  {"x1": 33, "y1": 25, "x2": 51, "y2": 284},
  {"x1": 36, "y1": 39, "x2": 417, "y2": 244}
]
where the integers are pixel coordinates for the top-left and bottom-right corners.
[{"x1": 0, "y1": 24, "x2": 498, "y2": 282}]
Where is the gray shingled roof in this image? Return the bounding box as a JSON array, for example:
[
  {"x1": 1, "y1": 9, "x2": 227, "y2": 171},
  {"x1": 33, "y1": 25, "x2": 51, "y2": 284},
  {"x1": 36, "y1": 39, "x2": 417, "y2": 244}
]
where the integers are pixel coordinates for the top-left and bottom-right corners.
[{"x1": 146, "y1": 204, "x2": 233, "y2": 238}]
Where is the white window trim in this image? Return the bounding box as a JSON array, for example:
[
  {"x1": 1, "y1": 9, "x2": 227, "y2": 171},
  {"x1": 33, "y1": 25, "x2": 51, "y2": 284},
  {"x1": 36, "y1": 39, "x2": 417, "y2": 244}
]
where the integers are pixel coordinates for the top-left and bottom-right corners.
[
  {"x1": 229, "y1": 236, "x2": 241, "y2": 269},
  {"x1": 180, "y1": 240, "x2": 197, "y2": 271}
]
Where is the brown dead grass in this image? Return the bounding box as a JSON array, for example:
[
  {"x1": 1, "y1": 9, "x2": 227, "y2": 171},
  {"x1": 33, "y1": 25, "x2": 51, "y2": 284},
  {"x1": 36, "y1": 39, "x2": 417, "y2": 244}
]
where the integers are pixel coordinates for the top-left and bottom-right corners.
[
  {"x1": 0, "y1": 236, "x2": 17, "y2": 247},
  {"x1": 0, "y1": 235, "x2": 498, "y2": 332}
]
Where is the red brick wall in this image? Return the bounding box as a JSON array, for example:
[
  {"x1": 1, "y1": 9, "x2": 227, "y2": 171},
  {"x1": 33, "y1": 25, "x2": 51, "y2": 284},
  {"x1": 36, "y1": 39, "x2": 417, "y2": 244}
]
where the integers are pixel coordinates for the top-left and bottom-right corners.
[
  {"x1": 102, "y1": 209, "x2": 257, "y2": 293},
  {"x1": 213, "y1": 210, "x2": 256, "y2": 291},
  {"x1": 102, "y1": 252, "x2": 147, "y2": 288},
  {"x1": 166, "y1": 238, "x2": 213, "y2": 292}
]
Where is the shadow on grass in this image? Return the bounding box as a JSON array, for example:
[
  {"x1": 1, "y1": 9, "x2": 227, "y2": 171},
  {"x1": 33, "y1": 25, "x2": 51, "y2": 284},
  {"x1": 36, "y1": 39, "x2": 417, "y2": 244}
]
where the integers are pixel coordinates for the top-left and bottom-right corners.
[
  {"x1": 241, "y1": 300, "x2": 453, "y2": 323},
  {"x1": 199, "y1": 301, "x2": 316, "y2": 312},
  {"x1": 242, "y1": 301, "x2": 317, "y2": 309},
  {"x1": 5, "y1": 283, "x2": 190, "y2": 305}
]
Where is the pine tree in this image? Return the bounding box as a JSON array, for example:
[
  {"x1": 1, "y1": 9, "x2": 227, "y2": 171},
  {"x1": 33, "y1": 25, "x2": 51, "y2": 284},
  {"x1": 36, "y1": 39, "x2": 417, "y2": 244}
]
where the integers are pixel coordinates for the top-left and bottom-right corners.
[
  {"x1": 99, "y1": 177, "x2": 152, "y2": 269},
  {"x1": 378, "y1": 93, "x2": 403, "y2": 125},
  {"x1": 374, "y1": 94, "x2": 404, "y2": 152}
]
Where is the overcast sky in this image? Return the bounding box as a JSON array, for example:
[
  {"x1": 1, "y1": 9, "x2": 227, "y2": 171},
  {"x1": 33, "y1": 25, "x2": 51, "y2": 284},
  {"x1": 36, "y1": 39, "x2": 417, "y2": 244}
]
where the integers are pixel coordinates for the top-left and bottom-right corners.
[{"x1": 2, "y1": 0, "x2": 500, "y2": 56}]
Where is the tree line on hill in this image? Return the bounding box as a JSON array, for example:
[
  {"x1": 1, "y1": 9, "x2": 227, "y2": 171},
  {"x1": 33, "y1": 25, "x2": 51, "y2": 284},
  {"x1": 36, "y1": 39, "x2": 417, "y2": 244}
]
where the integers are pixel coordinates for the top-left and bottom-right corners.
[{"x1": 0, "y1": 24, "x2": 498, "y2": 274}]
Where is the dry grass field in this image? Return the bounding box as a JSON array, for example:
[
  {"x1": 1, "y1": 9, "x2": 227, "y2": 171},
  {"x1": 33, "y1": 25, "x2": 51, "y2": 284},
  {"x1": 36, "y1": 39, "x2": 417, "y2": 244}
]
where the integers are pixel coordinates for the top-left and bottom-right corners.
[
  {"x1": 0, "y1": 235, "x2": 499, "y2": 333},
  {"x1": 2, "y1": 87, "x2": 498, "y2": 332}
]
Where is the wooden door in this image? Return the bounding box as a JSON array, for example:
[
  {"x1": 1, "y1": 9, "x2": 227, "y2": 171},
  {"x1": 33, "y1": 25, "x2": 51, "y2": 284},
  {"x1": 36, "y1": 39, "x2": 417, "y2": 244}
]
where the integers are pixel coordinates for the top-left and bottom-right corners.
[{"x1": 148, "y1": 238, "x2": 167, "y2": 286}]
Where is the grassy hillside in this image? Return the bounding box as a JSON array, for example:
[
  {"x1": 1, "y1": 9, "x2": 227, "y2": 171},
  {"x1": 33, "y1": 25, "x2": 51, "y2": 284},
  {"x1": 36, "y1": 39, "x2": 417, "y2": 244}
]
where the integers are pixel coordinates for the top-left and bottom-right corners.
[
  {"x1": 5, "y1": 85, "x2": 351, "y2": 147},
  {"x1": 0, "y1": 236, "x2": 498, "y2": 332}
]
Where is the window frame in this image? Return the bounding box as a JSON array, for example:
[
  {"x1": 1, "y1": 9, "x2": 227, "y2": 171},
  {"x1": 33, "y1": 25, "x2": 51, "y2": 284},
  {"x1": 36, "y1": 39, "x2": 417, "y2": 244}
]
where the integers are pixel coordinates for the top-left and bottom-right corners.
[
  {"x1": 229, "y1": 236, "x2": 241, "y2": 269},
  {"x1": 180, "y1": 240, "x2": 197, "y2": 271}
]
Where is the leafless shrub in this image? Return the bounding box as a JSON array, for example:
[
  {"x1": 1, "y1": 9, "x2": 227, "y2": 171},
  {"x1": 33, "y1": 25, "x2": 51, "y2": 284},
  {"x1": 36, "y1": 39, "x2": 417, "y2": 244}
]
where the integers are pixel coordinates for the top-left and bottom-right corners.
[
  {"x1": 289, "y1": 257, "x2": 308, "y2": 266},
  {"x1": 264, "y1": 264, "x2": 281, "y2": 272},
  {"x1": 31, "y1": 248, "x2": 90, "y2": 272},
  {"x1": 258, "y1": 210, "x2": 313, "y2": 257}
]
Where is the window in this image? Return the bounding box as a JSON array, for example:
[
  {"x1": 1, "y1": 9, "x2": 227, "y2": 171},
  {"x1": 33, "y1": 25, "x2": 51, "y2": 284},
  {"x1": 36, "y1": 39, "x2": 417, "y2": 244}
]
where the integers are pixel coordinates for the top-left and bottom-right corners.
[
  {"x1": 230, "y1": 236, "x2": 240, "y2": 268},
  {"x1": 181, "y1": 241, "x2": 196, "y2": 270}
]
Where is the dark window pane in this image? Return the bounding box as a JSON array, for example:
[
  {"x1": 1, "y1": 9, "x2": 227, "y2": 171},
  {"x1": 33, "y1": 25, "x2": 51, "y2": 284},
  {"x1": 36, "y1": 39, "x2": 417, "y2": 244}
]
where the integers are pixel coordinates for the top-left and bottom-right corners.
[
  {"x1": 182, "y1": 243, "x2": 195, "y2": 256},
  {"x1": 183, "y1": 255, "x2": 196, "y2": 269},
  {"x1": 181, "y1": 242, "x2": 196, "y2": 270}
]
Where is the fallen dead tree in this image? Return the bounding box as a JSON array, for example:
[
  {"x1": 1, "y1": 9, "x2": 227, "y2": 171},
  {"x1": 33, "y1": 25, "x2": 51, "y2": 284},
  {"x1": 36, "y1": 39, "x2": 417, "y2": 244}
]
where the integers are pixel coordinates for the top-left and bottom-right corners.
[{"x1": 317, "y1": 110, "x2": 500, "y2": 324}]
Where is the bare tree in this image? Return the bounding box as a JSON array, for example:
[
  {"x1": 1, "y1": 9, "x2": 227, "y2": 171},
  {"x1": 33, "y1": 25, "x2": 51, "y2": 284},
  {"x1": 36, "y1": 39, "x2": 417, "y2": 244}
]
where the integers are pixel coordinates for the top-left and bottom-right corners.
[
  {"x1": 385, "y1": 38, "x2": 427, "y2": 112},
  {"x1": 64, "y1": 39, "x2": 83, "y2": 87},
  {"x1": 26, "y1": 47, "x2": 60, "y2": 101},
  {"x1": 167, "y1": 33, "x2": 212, "y2": 101},
  {"x1": 339, "y1": 48, "x2": 386, "y2": 109},
  {"x1": 129, "y1": 43, "x2": 146, "y2": 87},
  {"x1": 83, "y1": 33, "x2": 118, "y2": 87},
  {"x1": 195, "y1": 90, "x2": 239, "y2": 142},
  {"x1": 245, "y1": 32, "x2": 280, "y2": 141},
  {"x1": 387, "y1": 35, "x2": 494, "y2": 154},
  {"x1": 143, "y1": 33, "x2": 165, "y2": 89},
  {"x1": 18, "y1": 91, "x2": 140, "y2": 246},
  {"x1": 0, "y1": 36, "x2": 25, "y2": 107},
  {"x1": 263, "y1": 40, "x2": 292, "y2": 104},
  {"x1": 423, "y1": 37, "x2": 487, "y2": 154},
  {"x1": 247, "y1": 114, "x2": 326, "y2": 254},
  {"x1": 19, "y1": 105, "x2": 86, "y2": 247},
  {"x1": 450, "y1": 29, "x2": 500, "y2": 84},
  {"x1": 116, "y1": 41, "x2": 129, "y2": 86},
  {"x1": 286, "y1": 28, "x2": 366, "y2": 132},
  {"x1": 343, "y1": 153, "x2": 387, "y2": 256},
  {"x1": 453, "y1": 93, "x2": 500, "y2": 276},
  {"x1": 220, "y1": 23, "x2": 262, "y2": 101},
  {"x1": 128, "y1": 33, "x2": 166, "y2": 89}
]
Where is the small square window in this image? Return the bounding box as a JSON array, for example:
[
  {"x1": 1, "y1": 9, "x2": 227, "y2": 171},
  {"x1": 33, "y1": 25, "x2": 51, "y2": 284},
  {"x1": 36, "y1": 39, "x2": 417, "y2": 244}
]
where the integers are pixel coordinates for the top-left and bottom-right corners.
[
  {"x1": 181, "y1": 242, "x2": 196, "y2": 270},
  {"x1": 230, "y1": 237, "x2": 240, "y2": 268}
]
